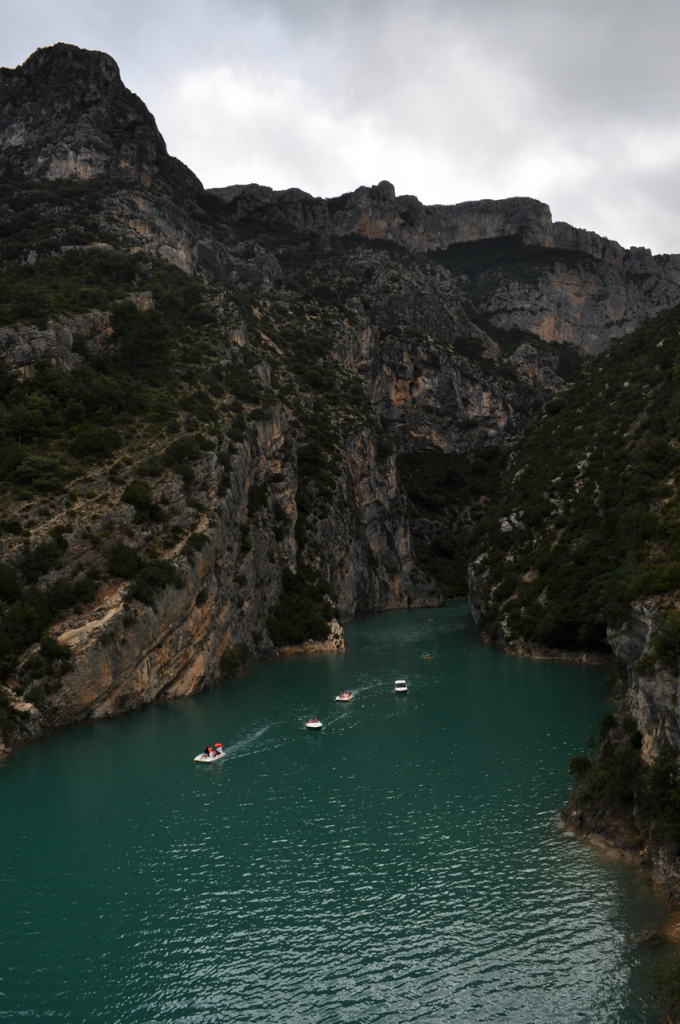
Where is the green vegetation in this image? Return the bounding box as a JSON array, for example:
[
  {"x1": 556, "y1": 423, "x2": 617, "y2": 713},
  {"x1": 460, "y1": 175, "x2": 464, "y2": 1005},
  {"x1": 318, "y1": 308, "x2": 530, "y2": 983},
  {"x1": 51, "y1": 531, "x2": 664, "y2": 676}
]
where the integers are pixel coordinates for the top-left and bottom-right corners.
[
  {"x1": 121, "y1": 481, "x2": 165, "y2": 523},
  {"x1": 266, "y1": 567, "x2": 335, "y2": 646},
  {"x1": 398, "y1": 447, "x2": 507, "y2": 597},
  {"x1": 219, "y1": 642, "x2": 252, "y2": 677},
  {"x1": 570, "y1": 712, "x2": 680, "y2": 852},
  {"x1": 107, "y1": 543, "x2": 143, "y2": 579},
  {"x1": 181, "y1": 532, "x2": 208, "y2": 564},
  {"x1": 472, "y1": 303, "x2": 680, "y2": 650},
  {"x1": 428, "y1": 234, "x2": 593, "y2": 305},
  {"x1": 125, "y1": 559, "x2": 184, "y2": 610}
]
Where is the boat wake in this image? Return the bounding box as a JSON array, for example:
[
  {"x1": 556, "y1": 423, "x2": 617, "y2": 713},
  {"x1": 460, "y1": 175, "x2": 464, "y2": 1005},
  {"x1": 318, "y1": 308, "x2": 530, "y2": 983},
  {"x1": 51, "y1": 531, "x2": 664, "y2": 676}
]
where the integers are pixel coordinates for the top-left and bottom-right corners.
[{"x1": 220, "y1": 724, "x2": 279, "y2": 760}]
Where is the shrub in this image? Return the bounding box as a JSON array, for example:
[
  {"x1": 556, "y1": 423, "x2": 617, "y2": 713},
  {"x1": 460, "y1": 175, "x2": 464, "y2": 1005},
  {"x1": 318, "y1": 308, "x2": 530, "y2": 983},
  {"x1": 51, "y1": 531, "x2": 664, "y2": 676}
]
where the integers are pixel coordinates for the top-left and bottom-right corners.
[
  {"x1": 126, "y1": 559, "x2": 184, "y2": 609},
  {"x1": 220, "y1": 646, "x2": 242, "y2": 677},
  {"x1": 70, "y1": 427, "x2": 122, "y2": 460},
  {"x1": 376, "y1": 433, "x2": 395, "y2": 462},
  {"x1": 22, "y1": 534, "x2": 68, "y2": 582},
  {"x1": 182, "y1": 532, "x2": 208, "y2": 563},
  {"x1": 248, "y1": 483, "x2": 268, "y2": 517},
  {"x1": 110, "y1": 301, "x2": 171, "y2": 373},
  {"x1": 652, "y1": 609, "x2": 680, "y2": 674},
  {"x1": 121, "y1": 480, "x2": 164, "y2": 522},
  {"x1": 7, "y1": 453, "x2": 65, "y2": 492},
  {"x1": 568, "y1": 755, "x2": 592, "y2": 781},
  {"x1": 0, "y1": 563, "x2": 21, "y2": 604},
  {"x1": 107, "y1": 543, "x2": 143, "y2": 580},
  {"x1": 0, "y1": 633, "x2": 17, "y2": 680},
  {"x1": 39, "y1": 634, "x2": 71, "y2": 662},
  {"x1": 0, "y1": 686, "x2": 18, "y2": 739},
  {"x1": 163, "y1": 435, "x2": 205, "y2": 470},
  {"x1": 266, "y1": 568, "x2": 333, "y2": 646}
]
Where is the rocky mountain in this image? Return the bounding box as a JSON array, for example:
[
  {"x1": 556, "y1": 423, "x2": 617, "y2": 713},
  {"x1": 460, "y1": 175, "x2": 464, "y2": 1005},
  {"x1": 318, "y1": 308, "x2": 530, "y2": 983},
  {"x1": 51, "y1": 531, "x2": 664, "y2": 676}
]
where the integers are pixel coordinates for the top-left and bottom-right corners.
[
  {"x1": 0, "y1": 43, "x2": 202, "y2": 199},
  {"x1": 0, "y1": 43, "x2": 571, "y2": 753},
  {"x1": 4, "y1": 40, "x2": 680, "y2": 773},
  {"x1": 212, "y1": 180, "x2": 680, "y2": 354}
]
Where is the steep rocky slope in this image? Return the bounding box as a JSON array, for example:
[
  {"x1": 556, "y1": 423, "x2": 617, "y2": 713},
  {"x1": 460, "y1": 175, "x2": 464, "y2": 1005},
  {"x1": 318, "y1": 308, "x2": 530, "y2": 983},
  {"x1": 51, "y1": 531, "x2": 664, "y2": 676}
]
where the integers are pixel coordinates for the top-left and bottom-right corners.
[
  {"x1": 6, "y1": 41, "x2": 680, "y2": 764},
  {"x1": 0, "y1": 43, "x2": 571, "y2": 753},
  {"x1": 212, "y1": 180, "x2": 680, "y2": 354},
  {"x1": 468, "y1": 304, "x2": 680, "y2": 657},
  {"x1": 467, "y1": 300, "x2": 680, "y2": 898}
]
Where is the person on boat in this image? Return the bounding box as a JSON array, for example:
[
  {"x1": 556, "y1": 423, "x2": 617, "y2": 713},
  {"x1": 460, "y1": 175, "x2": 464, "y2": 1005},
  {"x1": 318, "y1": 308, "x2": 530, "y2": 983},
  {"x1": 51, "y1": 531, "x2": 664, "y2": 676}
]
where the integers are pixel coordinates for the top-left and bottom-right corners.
[
  {"x1": 204, "y1": 745, "x2": 210, "y2": 756},
  {"x1": 214, "y1": 742, "x2": 224, "y2": 754}
]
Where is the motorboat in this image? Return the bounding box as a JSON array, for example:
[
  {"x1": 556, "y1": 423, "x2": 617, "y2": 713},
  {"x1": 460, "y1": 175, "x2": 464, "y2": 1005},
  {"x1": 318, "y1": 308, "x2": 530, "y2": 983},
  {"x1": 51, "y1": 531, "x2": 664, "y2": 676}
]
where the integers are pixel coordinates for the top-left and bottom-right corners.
[
  {"x1": 335, "y1": 691, "x2": 353, "y2": 702},
  {"x1": 394, "y1": 679, "x2": 408, "y2": 694},
  {"x1": 194, "y1": 748, "x2": 226, "y2": 763},
  {"x1": 306, "y1": 717, "x2": 323, "y2": 730}
]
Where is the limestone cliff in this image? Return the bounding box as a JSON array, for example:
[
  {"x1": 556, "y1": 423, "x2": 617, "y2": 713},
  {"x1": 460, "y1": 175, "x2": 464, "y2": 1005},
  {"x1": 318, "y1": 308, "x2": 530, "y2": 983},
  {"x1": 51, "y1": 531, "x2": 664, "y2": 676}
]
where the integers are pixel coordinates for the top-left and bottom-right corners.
[
  {"x1": 0, "y1": 387, "x2": 437, "y2": 755},
  {"x1": 211, "y1": 180, "x2": 680, "y2": 354},
  {"x1": 210, "y1": 181, "x2": 554, "y2": 250},
  {"x1": 561, "y1": 600, "x2": 680, "y2": 905},
  {"x1": 0, "y1": 43, "x2": 202, "y2": 200}
]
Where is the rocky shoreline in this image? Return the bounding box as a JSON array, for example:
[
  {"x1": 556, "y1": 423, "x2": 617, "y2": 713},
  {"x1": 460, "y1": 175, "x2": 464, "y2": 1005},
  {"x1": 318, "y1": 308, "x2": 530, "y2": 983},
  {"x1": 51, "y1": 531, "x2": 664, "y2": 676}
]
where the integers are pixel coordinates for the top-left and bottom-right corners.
[{"x1": 476, "y1": 630, "x2": 612, "y2": 665}]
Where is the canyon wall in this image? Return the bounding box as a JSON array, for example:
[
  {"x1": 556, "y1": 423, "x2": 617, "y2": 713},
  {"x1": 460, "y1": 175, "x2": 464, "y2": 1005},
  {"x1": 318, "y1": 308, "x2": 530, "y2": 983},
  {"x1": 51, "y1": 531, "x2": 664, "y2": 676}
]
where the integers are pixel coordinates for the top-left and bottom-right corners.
[{"x1": 211, "y1": 181, "x2": 680, "y2": 354}]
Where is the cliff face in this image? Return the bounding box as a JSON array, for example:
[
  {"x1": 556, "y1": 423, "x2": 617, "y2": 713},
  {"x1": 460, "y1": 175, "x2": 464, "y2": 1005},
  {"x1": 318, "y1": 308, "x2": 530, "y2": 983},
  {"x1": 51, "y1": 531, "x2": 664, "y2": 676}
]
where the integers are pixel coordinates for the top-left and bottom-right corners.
[
  {"x1": 325, "y1": 254, "x2": 552, "y2": 455},
  {"x1": 210, "y1": 181, "x2": 554, "y2": 250},
  {"x1": 0, "y1": 43, "x2": 202, "y2": 200},
  {"x1": 31, "y1": 410, "x2": 425, "y2": 738},
  {"x1": 211, "y1": 180, "x2": 680, "y2": 354},
  {"x1": 472, "y1": 236, "x2": 680, "y2": 354},
  {"x1": 560, "y1": 599, "x2": 680, "y2": 905},
  {"x1": 608, "y1": 604, "x2": 680, "y2": 761},
  {"x1": 7, "y1": 42, "x2": 680, "y2": 757},
  {"x1": 0, "y1": 361, "x2": 437, "y2": 754}
]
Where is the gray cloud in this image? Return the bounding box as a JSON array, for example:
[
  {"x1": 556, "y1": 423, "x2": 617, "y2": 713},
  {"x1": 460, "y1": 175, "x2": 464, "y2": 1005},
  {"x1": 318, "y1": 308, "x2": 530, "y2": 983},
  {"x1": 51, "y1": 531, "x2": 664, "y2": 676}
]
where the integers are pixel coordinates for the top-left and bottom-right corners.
[{"x1": 2, "y1": 0, "x2": 680, "y2": 251}]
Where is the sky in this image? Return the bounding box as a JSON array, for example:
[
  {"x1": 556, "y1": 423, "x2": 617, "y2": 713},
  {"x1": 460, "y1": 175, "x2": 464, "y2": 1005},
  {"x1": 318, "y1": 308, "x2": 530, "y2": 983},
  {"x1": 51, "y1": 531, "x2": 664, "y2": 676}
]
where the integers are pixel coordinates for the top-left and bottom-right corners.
[{"x1": 2, "y1": 0, "x2": 680, "y2": 253}]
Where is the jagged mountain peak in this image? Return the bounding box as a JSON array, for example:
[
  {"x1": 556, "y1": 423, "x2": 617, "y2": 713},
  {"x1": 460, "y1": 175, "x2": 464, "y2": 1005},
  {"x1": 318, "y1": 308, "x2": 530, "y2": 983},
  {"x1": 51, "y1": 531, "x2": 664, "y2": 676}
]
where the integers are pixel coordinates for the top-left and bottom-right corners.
[{"x1": 0, "y1": 42, "x2": 202, "y2": 200}]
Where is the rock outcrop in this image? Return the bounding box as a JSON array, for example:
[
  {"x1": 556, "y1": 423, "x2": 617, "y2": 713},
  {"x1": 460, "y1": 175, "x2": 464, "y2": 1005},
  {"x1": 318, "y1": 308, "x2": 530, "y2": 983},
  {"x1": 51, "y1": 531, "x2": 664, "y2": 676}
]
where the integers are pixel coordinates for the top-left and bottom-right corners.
[
  {"x1": 211, "y1": 180, "x2": 680, "y2": 354},
  {"x1": 560, "y1": 599, "x2": 680, "y2": 905},
  {"x1": 0, "y1": 43, "x2": 202, "y2": 200},
  {"x1": 608, "y1": 603, "x2": 680, "y2": 763},
  {"x1": 0, "y1": 398, "x2": 438, "y2": 754},
  {"x1": 210, "y1": 181, "x2": 555, "y2": 250}
]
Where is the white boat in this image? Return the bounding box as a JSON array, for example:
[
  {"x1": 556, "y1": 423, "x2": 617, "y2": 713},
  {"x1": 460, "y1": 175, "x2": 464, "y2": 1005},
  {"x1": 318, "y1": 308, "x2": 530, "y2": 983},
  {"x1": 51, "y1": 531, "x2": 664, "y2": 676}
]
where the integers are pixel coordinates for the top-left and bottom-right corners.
[
  {"x1": 306, "y1": 718, "x2": 323, "y2": 730},
  {"x1": 335, "y1": 691, "x2": 353, "y2": 702},
  {"x1": 194, "y1": 749, "x2": 226, "y2": 763},
  {"x1": 394, "y1": 679, "x2": 408, "y2": 694}
]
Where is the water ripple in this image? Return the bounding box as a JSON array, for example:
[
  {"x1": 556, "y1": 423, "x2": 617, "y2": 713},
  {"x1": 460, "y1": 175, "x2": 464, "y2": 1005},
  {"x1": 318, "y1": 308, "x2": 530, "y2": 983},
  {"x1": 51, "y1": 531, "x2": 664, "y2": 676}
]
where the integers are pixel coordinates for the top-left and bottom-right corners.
[{"x1": 0, "y1": 605, "x2": 669, "y2": 1023}]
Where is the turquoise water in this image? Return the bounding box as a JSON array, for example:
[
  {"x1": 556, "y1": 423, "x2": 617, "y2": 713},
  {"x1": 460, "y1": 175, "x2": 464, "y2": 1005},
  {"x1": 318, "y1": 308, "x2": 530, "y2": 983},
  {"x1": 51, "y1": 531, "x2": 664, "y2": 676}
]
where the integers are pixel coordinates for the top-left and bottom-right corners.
[{"x1": 0, "y1": 603, "x2": 669, "y2": 1023}]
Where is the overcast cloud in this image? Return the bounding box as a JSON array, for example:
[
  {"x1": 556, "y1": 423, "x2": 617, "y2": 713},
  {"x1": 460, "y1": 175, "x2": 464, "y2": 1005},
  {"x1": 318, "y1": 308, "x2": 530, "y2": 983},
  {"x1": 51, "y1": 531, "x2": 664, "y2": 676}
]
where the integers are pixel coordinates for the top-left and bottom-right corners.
[{"x1": 2, "y1": 0, "x2": 680, "y2": 252}]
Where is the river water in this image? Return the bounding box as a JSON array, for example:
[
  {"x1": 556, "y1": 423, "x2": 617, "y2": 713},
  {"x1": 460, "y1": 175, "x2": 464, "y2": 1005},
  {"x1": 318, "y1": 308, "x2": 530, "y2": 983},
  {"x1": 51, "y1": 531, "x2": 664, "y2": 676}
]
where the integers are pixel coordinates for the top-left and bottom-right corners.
[{"x1": 0, "y1": 603, "x2": 670, "y2": 1023}]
